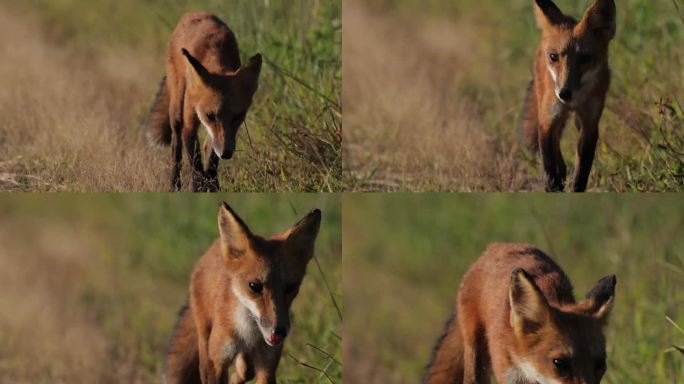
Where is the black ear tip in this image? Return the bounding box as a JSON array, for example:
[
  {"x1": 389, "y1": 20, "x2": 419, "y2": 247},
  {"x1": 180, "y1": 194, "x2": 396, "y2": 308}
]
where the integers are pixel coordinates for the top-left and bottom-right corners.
[
  {"x1": 305, "y1": 209, "x2": 322, "y2": 225},
  {"x1": 248, "y1": 53, "x2": 262, "y2": 66}
]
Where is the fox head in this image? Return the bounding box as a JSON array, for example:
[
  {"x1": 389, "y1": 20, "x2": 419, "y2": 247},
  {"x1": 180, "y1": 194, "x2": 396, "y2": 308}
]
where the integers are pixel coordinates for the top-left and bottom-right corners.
[
  {"x1": 217, "y1": 202, "x2": 320, "y2": 347},
  {"x1": 507, "y1": 269, "x2": 616, "y2": 384},
  {"x1": 534, "y1": 0, "x2": 615, "y2": 107},
  {"x1": 181, "y1": 49, "x2": 262, "y2": 159}
]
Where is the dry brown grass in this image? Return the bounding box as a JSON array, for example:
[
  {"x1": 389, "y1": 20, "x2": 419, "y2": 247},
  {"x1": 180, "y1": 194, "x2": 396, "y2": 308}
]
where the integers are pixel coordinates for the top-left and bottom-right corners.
[
  {"x1": 343, "y1": 0, "x2": 532, "y2": 191},
  {"x1": 0, "y1": 7, "x2": 168, "y2": 192}
]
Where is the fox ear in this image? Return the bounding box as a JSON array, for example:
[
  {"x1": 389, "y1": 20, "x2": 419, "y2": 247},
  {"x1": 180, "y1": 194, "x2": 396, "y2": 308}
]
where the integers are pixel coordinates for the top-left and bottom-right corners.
[
  {"x1": 218, "y1": 202, "x2": 252, "y2": 260},
  {"x1": 577, "y1": 0, "x2": 616, "y2": 41},
  {"x1": 285, "y1": 209, "x2": 321, "y2": 262},
  {"x1": 533, "y1": 0, "x2": 566, "y2": 29},
  {"x1": 509, "y1": 268, "x2": 551, "y2": 336},
  {"x1": 181, "y1": 48, "x2": 210, "y2": 88},
  {"x1": 235, "y1": 53, "x2": 262, "y2": 94},
  {"x1": 245, "y1": 53, "x2": 262, "y2": 75},
  {"x1": 534, "y1": 0, "x2": 567, "y2": 29},
  {"x1": 583, "y1": 275, "x2": 616, "y2": 322}
]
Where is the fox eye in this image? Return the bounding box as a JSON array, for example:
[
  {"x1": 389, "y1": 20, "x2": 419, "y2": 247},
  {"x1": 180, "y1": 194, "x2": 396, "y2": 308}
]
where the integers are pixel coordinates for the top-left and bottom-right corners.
[
  {"x1": 553, "y1": 358, "x2": 572, "y2": 376},
  {"x1": 206, "y1": 112, "x2": 217, "y2": 122},
  {"x1": 248, "y1": 281, "x2": 263, "y2": 294},
  {"x1": 549, "y1": 53, "x2": 559, "y2": 63}
]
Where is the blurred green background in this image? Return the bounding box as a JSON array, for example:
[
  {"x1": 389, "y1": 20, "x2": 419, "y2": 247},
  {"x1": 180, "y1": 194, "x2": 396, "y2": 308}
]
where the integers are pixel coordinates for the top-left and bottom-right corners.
[
  {"x1": 343, "y1": 194, "x2": 684, "y2": 383},
  {"x1": 0, "y1": 194, "x2": 341, "y2": 383}
]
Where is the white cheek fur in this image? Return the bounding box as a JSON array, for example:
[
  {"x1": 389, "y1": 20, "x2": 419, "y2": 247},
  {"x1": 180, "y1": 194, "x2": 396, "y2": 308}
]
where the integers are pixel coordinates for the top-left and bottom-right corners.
[
  {"x1": 232, "y1": 285, "x2": 261, "y2": 347},
  {"x1": 546, "y1": 63, "x2": 558, "y2": 83},
  {"x1": 504, "y1": 361, "x2": 563, "y2": 384}
]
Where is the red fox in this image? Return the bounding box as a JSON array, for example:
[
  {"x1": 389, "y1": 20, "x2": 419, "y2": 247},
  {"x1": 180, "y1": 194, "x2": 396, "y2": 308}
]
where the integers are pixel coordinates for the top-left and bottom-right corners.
[
  {"x1": 424, "y1": 243, "x2": 616, "y2": 384},
  {"x1": 521, "y1": 0, "x2": 616, "y2": 192},
  {"x1": 148, "y1": 12, "x2": 262, "y2": 192},
  {"x1": 163, "y1": 202, "x2": 321, "y2": 384}
]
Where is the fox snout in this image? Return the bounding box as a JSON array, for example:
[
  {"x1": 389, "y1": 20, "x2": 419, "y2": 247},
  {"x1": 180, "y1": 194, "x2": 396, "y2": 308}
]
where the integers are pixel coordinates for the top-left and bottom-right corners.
[
  {"x1": 267, "y1": 326, "x2": 288, "y2": 346},
  {"x1": 261, "y1": 320, "x2": 290, "y2": 346},
  {"x1": 551, "y1": 67, "x2": 580, "y2": 105},
  {"x1": 211, "y1": 133, "x2": 236, "y2": 160},
  {"x1": 220, "y1": 148, "x2": 233, "y2": 160},
  {"x1": 558, "y1": 87, "x2": 573, "y2": 103}
]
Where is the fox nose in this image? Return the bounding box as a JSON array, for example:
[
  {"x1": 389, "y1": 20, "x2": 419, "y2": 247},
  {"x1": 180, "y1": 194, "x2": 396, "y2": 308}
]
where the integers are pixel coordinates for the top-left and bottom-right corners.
[
  {"x1": 268, "y1": 327, "x2": 287, "y2": 345},
  {"x1": 558, "y1": 88, "x2": 573, "y2": 103},
  {"x1": 220, "y1": 150, "x2": 233, "y2": 160}
]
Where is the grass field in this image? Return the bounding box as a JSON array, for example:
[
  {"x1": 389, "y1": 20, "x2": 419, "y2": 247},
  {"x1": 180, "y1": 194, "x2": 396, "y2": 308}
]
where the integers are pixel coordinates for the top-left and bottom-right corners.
[
  {"x1": 343, "y1": 194, "x2": 684, "y2": 383},
  {"x1": 0, "y1": 194, "x2": 341, "y2": 383},
  {"x1": 343, "y1": 0, "x2": 684, "y2": 191},
  {"x1": 0, "y1": 0, "x2": 341, "y2": 192}
]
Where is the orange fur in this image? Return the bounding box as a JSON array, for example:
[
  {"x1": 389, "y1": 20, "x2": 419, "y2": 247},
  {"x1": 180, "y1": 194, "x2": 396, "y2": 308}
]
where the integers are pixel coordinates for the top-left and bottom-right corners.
[
  {"x1": 521, "y1": 0, "x2": 615, "y2": 192},
  {"x1": 150, "y1": 12, "x2": 262, "y2": 192},
  {"x1": 424, "y1": 243, "x2": 616, "y2": 384},
  {"x1": 163, "y1": 202, "x2": 321, "y2": 384}
]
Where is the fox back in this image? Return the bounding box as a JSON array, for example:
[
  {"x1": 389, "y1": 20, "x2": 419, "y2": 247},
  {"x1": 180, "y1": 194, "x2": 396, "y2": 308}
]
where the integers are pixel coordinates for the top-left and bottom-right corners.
[{"x1": 424, "y1": 243, "x2": 616, "y2": 384}]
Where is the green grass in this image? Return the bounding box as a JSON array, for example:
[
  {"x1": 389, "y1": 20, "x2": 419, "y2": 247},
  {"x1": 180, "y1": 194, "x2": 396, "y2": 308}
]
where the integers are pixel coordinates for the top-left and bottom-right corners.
[
  {"x1": 0, "y1": 194, "x2": 341, "y2": 383},
  {"x1": 344, "y1": 0, "x2": 683, "y2": 191},
  {"x1": 343, "y1": 194, "x2": 684, "y2": 383},
  {"x1": 1, "y1": 0, "x2": 340, "y2": 192}
]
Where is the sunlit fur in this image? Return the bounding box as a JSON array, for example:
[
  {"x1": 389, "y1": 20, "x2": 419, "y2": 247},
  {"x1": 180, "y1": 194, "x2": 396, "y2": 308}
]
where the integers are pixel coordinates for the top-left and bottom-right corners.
[
  {"x1": 424, "y1": 243, "x2": 616, "y2": 384},
  {"x1": 521, "y1": 0, "x2": 615, "y2": 192},
  {"x1": 163, "y1": 202, "x2": 321, "y2": 384},
  {"x1": 148, "y1": 12, "x2": 261, "y2": 192}
]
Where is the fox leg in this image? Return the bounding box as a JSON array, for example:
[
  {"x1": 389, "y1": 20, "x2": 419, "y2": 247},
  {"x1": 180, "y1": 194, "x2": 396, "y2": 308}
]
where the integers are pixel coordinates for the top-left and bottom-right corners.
[
  {"x1": 538, "y1": 109, "x2": 569, "y2": 192},
  {"x1": 203, "y1": 137, "x2": 220, "y2": 192},
  {"x1": 457, "y1": 303, "x2": 488, "y2": 383},
  {"x1": 572, "y1": 100, "x2": 603, "y2": 192},
  {"x1": 229, "y1": 353, "x2": 255, "y2": 384},
  {"x1": 169, "y1": 104, "x2": 183, "y2": 192},
  {"x1": 181, "y1": 110, "x2": 205, "y2": 192},
  {"x1": 253, "y1": 343, "x2": 282, "y2": 384},
  {"x1": 205, "y1": 329, "x2": 237, "y2": 384},
  {"x1": 197, "y1": 329, "x2": 213, "y2": 384}
]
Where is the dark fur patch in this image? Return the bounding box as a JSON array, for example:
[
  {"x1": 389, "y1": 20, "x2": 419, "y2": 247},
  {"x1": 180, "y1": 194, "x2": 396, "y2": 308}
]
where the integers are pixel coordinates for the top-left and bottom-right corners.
[{"x1": 422, "y1": 309, "x2": 457, "y2": 383}]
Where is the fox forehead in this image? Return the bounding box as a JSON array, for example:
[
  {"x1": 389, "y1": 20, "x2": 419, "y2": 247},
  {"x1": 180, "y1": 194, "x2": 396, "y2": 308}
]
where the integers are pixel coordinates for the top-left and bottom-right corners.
[
  {"x1": 551, "y1": 313, "x2": 607, "y2": 357},
  {"x1": 238, "y1": 239, "x2": 306, "y2": 281},
  {"x1": 543, "y1": 26, "x2": 605, "y2": 54},
  {"x1": 195, "y1": 89, "x2": 249, "y2": 114}
]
